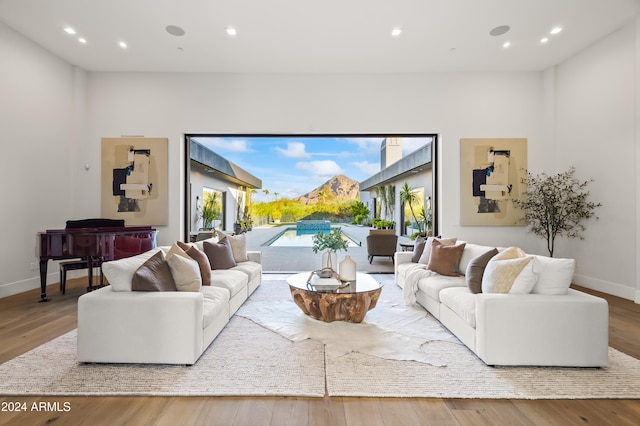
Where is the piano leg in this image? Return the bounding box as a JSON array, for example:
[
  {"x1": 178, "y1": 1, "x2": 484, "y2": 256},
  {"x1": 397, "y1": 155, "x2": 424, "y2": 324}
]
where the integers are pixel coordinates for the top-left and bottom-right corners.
[{"x1": 39, "y1": 259, "x2": 50, "y2": 303}]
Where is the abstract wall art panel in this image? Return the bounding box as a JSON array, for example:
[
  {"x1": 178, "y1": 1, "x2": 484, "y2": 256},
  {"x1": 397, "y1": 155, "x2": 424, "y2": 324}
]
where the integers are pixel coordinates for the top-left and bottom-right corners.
[
  {"x1": 460, "y1": 138, "x2": 527, "y2": 226},
  {"x1": 101, "y1": 137, "x2": 169, "y2": 225}
]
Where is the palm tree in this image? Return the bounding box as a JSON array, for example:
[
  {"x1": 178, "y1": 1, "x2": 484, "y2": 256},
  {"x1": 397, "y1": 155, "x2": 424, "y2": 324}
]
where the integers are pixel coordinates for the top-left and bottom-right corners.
[{"x1": 400, "y1": 182, "x2": 422, "y2": 233}]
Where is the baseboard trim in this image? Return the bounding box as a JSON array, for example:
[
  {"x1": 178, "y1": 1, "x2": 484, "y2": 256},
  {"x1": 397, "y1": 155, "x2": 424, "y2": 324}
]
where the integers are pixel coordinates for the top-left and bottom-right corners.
[
  {"x1": 573, "y1": 273, "x2": 637, "y2": 303},
  {"x1": 0, "y1": 276, "x2": 42, "y2": 299}
]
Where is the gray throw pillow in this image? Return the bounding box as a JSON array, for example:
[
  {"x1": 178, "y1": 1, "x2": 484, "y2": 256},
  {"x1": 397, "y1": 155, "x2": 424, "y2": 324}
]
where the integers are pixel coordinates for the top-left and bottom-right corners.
[
  {"x1": 131, "y1": 251, "x2": 177, "y2": 292},
  {"x1": 465, "y1": 248, "x2": 499, "y2": 294},
  {"x1": 411, "y1": 236, "x2": 428, "y2": 263},
  {"x1": 203, "y1": 238, "x2": 237, "y2": 270}
]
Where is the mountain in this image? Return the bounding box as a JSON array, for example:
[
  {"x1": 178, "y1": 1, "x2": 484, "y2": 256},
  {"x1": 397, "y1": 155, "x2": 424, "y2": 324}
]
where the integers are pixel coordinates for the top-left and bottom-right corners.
[{"x1": 295, "y1": 175, "x2": 359, "y2": 204}]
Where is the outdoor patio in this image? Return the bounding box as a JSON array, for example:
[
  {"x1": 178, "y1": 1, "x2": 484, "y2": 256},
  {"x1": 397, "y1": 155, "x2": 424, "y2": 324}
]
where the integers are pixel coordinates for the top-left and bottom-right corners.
[{"x1": 243, "y1": 223, "x2": 412, "y2": 274}]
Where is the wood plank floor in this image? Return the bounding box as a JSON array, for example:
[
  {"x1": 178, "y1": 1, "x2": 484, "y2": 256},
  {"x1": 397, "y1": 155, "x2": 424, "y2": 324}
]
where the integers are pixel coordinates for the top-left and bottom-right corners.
[{"x1": 1, "y1": 278, "x2": 639, "y2": 426}]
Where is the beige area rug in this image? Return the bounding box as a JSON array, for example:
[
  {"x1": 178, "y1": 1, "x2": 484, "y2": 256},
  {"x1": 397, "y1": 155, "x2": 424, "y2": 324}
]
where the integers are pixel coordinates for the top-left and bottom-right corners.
[
  {"x1": 0, "y1": 316, "x2": 325, "y2": 397},
  {"x1": 240, "y1": 278, "x2": 640, "y2": 399},
  {"x1": 2, "y1": 278, "x2": 640, "y2": 399}
]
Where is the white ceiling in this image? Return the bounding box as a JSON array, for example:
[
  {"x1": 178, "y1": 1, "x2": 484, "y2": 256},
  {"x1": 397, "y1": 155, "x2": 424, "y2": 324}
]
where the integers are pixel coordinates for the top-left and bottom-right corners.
[{"x1": 1, "y1": 0, "x2": 639, "y2": 73}]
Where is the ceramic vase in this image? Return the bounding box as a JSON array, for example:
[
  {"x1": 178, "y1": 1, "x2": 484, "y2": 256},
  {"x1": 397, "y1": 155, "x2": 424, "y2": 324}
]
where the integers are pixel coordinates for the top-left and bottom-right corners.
[
  {"x1": 339, "y1": 255, "x2": 356, "y2": 281},
  {"x1": 321, "y1": 250, "x2": 337, "y2": 271}
]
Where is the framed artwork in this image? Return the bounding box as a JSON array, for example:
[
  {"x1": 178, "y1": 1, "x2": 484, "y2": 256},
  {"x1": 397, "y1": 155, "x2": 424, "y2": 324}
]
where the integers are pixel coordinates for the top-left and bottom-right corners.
[
  {"x1": 460, "y1": 138, "x2": 527, "y2": 226},
  {"x1": 101, "y1": 137, "x2": 169, "y2": 226}
]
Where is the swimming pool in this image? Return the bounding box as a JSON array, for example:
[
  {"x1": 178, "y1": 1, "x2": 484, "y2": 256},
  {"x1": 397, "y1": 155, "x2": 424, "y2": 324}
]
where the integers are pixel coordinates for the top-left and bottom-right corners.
[{"x1": 265, "y1": 227, "x2": 361, "y2": 247}]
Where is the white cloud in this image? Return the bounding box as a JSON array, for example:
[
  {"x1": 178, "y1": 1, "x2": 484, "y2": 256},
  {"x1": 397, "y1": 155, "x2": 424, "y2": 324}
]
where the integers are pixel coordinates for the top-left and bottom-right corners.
[
  {"x1": 352, "y1": 161, "x2": 380, "y2": 176},
  {"x1": 296, "y1": 160, "x2": 344, "y2": 177},
  {"x1": 197, "y1": 137, "x2": 252, "y2": 152},
  {"x1": 274, "y1": 141, "x2": 310, "y2": 159},
  {"x1": 344, "y1": 137, "x2": 384, "y2": 155}
]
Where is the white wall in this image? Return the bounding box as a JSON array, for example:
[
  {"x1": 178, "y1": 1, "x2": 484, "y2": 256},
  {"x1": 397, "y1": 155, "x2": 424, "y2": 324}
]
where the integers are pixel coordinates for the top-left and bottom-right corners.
[
  {"x1": 0, "y1": 22, "x2": 87, "y2": 297},
  {"x1": 2, "y1": 18, "x2": 638, "y2": 302},
  {"x1": 552, "y1": 21, "x2": 638, "y2": 301}
]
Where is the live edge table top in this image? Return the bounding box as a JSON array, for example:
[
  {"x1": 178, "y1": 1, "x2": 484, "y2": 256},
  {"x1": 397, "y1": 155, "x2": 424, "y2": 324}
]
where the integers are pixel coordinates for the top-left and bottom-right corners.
[{"x1": 286, "y1": 272, "x2": 383, "y2": 323}]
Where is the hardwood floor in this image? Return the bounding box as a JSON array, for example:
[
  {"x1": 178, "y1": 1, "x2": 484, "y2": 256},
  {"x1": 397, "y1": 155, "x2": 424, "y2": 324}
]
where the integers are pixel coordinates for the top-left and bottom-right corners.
[{"x1": 1, "y1": 279, "x2": 639, "y2": 426}]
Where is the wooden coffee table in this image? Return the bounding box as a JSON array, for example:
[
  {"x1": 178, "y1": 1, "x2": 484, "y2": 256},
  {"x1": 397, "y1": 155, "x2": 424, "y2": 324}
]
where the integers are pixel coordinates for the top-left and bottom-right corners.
[{"x1": 287, "y1": 272, "x2": 383, "y2": 323}]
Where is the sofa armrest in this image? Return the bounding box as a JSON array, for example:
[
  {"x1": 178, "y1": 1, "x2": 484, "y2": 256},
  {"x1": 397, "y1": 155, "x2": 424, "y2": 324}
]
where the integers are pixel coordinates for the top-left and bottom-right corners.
[
  {"x1": 394, "y1": 251, "x2": 414, "y2": 277},
  {"x1": 475, "y1": 289, "x2": 609, "y2": 366},
  {"x1": 247, "y1": 251, "x2": 262, "y2": 264},
  {"x1": 77, "y1": 286, "x2": 205, "y2": 364}
]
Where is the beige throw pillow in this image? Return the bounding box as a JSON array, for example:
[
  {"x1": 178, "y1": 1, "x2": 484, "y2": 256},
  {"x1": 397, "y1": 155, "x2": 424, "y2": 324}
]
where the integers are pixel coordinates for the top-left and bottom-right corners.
[
  {"x1": 418, "y1": 237, "x2": 457, "y2": 265},
  {"x1": 481, "y1": 247, "x2": 538, "y2": 294},
  {"x1": 217, "y1": 230, "x2": 249, "y2": 262},
  {"x1": 167, "y1": 253, "x2": 202, "y2": 292},
  {"x1": 177, "y1": 241, "x2": 212, "y2": 286}
]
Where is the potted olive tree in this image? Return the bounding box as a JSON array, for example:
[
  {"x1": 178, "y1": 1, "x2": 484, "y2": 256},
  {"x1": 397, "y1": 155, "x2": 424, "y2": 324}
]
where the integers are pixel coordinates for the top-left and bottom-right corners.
[{"x1": 512, "y1": 167, "x2": 601, "y2": 257}]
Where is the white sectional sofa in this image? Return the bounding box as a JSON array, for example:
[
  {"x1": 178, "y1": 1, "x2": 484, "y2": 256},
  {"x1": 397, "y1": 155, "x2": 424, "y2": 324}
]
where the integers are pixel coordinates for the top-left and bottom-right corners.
[
  {"x1": 77, "y1": 239, "x2": 262, "y2": 365},
  {"x1": 395, "y1": 242, "x2": 609, "y2": 367}
]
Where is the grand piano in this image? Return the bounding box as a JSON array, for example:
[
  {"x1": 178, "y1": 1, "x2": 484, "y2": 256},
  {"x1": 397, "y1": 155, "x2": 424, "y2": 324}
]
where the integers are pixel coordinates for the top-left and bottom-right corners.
[{"x1": 38, "y1": 219, "x2": 157, "y2": 302}]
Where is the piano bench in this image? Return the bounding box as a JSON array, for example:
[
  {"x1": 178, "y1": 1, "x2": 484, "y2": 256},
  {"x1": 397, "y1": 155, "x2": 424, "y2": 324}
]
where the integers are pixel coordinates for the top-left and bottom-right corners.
[{"x1": 59, "y1": 260, "x2": 103, "y2": 294}]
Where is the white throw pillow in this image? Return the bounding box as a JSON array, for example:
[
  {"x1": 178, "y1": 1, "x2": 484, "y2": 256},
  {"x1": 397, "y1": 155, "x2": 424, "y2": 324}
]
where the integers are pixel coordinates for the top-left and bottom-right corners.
[
  {"x1": 102, "y1": 248, "x2": 162, "y2": 292},
  {"x1": 167, "y1": 253, "x2": 202, "y2": 292},
  {"x1": 531, "y1": 255, "x2": 575, "y2": 295},
  {"x1": 482, "y1": 247, "x2": 538, "y2": 294}
]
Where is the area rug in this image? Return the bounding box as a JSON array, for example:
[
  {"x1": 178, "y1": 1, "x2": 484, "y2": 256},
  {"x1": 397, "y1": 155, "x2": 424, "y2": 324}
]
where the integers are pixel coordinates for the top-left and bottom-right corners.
[
  {"x1": 239, "y1": 278, "x2": 640, "y2": 399},
  {"x1": 2, "y1": 279, "x2": 640, "y2": 399},
  {"x1": 0, "y1": 316, "x2": 325, "y2": 397}
]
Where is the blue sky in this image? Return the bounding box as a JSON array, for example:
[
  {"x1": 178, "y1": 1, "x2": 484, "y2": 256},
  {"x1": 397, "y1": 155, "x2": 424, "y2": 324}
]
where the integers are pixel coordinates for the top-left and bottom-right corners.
[{"x1": 193, "y1": 136, "x2": 431, "y2": 202}]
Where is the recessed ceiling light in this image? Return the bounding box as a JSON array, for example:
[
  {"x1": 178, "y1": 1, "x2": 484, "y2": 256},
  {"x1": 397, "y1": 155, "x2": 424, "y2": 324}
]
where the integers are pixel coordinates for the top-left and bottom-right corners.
[
  {"x1": 78, "y1": 37, "x2": 87, "y2": 44},
  {"x1": 166, "y1": 25, "x2": 185, "y2": 36},
  {"x1": 540, "y1": 37, "x2": 549, "y2": 43},
  {"x1": 63, "y1": 27, "x2": 76, "y2": 35},
  {"x1": 391, "y1": 28, "x2": 402, "y2": 37},
  {"x1": 490, "y1": 25, "x2": 510, "y2": 36},
  {"x1": 226, "y1": 27, "x2": 237, "y2": 36},
  {"x1": 502, "y1": 41, "x2": 511, "y2": 48},
  {"x1": 119, "y1": 41, "x2": 128, "y2": 49},
  {"x1": 550, "y1": 27, "x2": 563, "y2": 35}
]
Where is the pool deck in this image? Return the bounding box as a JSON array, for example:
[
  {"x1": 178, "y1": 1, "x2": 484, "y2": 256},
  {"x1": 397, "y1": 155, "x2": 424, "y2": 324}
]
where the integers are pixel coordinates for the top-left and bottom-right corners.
[{"x1": 244, "y1": 223, "x2": 413, "y2": 274}]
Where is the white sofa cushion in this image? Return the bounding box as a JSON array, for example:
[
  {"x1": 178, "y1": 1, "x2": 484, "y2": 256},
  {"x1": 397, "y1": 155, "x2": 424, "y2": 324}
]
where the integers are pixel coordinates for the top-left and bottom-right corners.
[
  {"x1": 231, "y1": 260, "x2": 262, "y2": 284},
  {"x1": 439, "y1": 287, "x2": 477, "y2": 328},
  {"x1": 417, "y1": 274, "x2": 467, "y2": 302},
  {"x1": 209, "y1": 269, "x2": 249, "y2": 298},
  {"x1": 102, "y1": 248, "x2": 162, "y2": 292},
  {"x1": 531, "y1": 256, "x2": 575, "y2": 295},
  {"x1": 482, "y1": 247, "x2": 538, "y2": 294},
  {"x1": 201, "y1": 286, "x2": 230, "y2": 328}
]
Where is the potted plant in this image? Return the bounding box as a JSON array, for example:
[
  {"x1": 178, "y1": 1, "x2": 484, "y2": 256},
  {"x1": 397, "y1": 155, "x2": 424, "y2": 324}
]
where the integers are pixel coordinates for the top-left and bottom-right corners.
[
  {"x1": 198, "y1": 192, "x2": 221, "y2": 230},
  {"x1": 400, "y1": 182, "x2": 423, "y2": 234},
  {"x1": 512, "y1": 167, "x2": 601, "y2": 257},
  {"x1": 312, "y1": 228, "x2": 349, "y2": 272}
]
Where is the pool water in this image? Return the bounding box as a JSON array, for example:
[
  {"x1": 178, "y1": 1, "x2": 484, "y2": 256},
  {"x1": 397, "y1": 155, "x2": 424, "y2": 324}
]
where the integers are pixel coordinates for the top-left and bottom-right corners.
[{"x1": 266, "y1": 227, "x2": 361, "y2": 247}]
